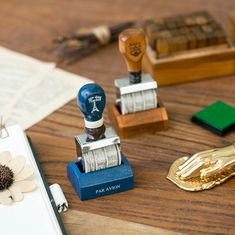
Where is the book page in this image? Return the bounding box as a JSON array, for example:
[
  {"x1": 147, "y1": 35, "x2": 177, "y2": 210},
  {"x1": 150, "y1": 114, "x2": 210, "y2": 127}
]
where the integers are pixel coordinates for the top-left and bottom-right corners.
[
  {"x1": 0, "y1": 47, "x2": 55, "y2": 119},
  {"x1": 0, "y1": 47, "x2": 92, "y2": 129}
]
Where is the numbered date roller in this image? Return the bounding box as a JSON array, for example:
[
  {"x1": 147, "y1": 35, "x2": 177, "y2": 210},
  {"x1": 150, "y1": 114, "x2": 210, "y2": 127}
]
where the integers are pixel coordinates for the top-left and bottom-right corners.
[
  {"x1": 75, "y1": 83, "x2": 121, "y2": 173},
  {"x1": 115, "y1": 28, "x2": 158, "y2": 115}
]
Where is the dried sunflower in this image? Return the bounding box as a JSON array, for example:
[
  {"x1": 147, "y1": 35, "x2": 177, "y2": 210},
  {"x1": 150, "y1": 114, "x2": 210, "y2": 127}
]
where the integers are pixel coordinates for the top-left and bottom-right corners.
[{"x1": 0, "y1": 151, "x2": 36, "y2": 205}]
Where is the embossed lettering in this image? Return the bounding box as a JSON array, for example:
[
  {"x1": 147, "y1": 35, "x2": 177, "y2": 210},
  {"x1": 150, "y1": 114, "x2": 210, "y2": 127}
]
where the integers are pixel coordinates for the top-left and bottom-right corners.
[
  {"x1": 95, "y1": 184, "x2": 121, "y2": 194},
  {"x1": 129, "y1": 42, "x2": 142, "y2": 56}
]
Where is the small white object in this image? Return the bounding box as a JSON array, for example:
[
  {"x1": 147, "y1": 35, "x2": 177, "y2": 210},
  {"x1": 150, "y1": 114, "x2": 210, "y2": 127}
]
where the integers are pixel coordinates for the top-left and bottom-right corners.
[{"x1": 50, "y1": 184, "x2": 68, "y2": 213}]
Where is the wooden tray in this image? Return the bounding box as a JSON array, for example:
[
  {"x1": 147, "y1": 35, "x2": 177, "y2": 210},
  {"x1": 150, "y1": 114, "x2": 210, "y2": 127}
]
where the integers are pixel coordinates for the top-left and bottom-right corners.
[{"x1": 143, "y1": 43, "x2": 235, "y2": 86}]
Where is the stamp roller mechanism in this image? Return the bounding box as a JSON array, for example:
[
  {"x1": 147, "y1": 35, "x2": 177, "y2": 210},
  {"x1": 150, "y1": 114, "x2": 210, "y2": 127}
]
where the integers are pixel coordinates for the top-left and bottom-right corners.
[
  {"x1": 115, "y1": 28, "x2": 158, "y2": 115},
  {"x1": 109, "y1": 28, "x2": 168, "y2": 138},
  {"x1": 67, "y1": 83, "x2": 134, "y2": 200},
  {"x1": 75, "y1": 84, "x2": 121, "y2": 173}
]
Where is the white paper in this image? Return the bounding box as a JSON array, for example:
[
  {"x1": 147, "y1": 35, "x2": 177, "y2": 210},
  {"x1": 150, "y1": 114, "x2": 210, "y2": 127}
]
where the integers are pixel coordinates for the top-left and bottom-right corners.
[
  {"x1": 0, "y1": 125, "x2": 63, "y2": 235},
  {"x1": 0, "y1": 47, "x2": 92, "y2": 129}
]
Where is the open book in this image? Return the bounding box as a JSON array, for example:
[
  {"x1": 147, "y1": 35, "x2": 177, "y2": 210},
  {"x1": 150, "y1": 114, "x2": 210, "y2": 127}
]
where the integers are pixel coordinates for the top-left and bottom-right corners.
[{"x1": 0, "y1": 125, "x2": 66, "y2": 235}]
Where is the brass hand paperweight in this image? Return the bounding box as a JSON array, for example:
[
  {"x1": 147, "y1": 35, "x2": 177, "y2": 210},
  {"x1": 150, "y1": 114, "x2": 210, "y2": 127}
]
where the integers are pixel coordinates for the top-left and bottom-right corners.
[{"x1": 167, "y1": 143, "x2": 235, "y2": 191}]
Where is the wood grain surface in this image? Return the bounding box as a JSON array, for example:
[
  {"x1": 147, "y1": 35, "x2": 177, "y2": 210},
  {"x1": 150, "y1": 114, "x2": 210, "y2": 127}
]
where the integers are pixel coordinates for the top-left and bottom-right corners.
[
  {"x1": 61, "y1": 209, "x2": 183, "y2": 235},
  {"x1": 1, "y1": 1, "x2": 235, "y2": 234}
]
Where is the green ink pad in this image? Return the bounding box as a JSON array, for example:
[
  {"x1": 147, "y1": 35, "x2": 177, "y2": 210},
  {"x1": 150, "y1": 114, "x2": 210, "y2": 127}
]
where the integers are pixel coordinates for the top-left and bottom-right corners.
[{"x1": 191, "y1": 101, "x2": 235, "y2": 135}]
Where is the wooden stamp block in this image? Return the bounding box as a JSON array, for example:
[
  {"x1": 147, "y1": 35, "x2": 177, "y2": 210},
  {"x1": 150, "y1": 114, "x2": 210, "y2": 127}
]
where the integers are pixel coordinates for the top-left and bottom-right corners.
[
  {"x1": 191, "y1": 26, "x2": 207, "y2": 47},
  {"x1": 192, "y1": 11, "x2": 213, "y2": 23},
  {"x1": 202, "y1": 25, "x2": 217, "y2": 45},
  {"x1": 202, "y1": 25, "x2": 226, "y2": 46},
  {"x1": 108, "y1": 102, "x2": 168, "y2": 139},
  {"x1": 168, "y1": 30, "x2": 183, "y2": 52},
  {"x1": 174, "y1": 35, "x2": 188, "y2": 51},
  {"x1": 146, "y1": 22, "x2": 167, "y2": 34},
  {"x1": 201, "y1": 25, "x2": 213, "y2": 33},
  {"x1": 185, "y1": 16, "x2": 197, "y2": 26},
  {"x1": 195, "y1": 16, "x2": 208, "y2": 25},
  {"x1": 170, "y1": 29, "x2": 180, "y2": 36},
  {"x1": 214, "y1": 30, "x2": 227, "y2": 44},
  {"x1": 167, "y1": 37, "x2": 180, "y2": 53},
  {"x1": 143, "y1": 11, "x2": 235, "y2": 86},
  {"x1": 164, "y1": 17, "x2": 178, "y2": 29},
  {"x1": 159, "y1": 30, "x2": 172, "y2": 38},
  {"x1": 179, "y1": 27, "x2": 190, "y2": 34},
  {"x1": 156, "y1": 38, "x2": 170, "y2": 56},
  {"x1": 174, "y1": 15, "x2": 186, "y2": 28},
  {"x1": 147, "y1": 33, "x2": 157, "y2": 49},
  {"x1": 186, "y1": 32, "x2": 197, "y2": 49},
  {"x1": 206, "y1": 32, "x2": 218, "y2": 46},
  {"x1": 179, "y1": 27, "x2": 197, "y2": 49},
  {"x1": 146, "y1": 24, "x2": 167, "y2": 49}
]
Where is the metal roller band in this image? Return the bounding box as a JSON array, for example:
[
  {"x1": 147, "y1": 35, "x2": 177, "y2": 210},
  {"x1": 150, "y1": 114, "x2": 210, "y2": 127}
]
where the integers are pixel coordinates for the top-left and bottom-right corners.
[
  {"x1": 120, "y1": 89, "x2": 157, "y2": 115},
  {"x1": 82, "y1": 144, "x2": 121, "y2": 173}
]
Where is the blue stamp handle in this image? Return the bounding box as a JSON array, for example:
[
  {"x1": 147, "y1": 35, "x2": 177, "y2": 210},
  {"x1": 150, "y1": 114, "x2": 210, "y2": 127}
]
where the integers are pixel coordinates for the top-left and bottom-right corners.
[{"x1": 77, "y1": 83, "x2": 106, "y2": 122}]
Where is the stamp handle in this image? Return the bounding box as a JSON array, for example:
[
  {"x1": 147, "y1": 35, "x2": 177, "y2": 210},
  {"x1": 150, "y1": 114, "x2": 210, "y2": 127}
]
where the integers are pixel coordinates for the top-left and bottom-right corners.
[
  {"x1": 77, "y1": 83, "x2": 106, "y2": 141},
  {"x1": 119, "y1": 28, "x2": 146, "y2": 84}
]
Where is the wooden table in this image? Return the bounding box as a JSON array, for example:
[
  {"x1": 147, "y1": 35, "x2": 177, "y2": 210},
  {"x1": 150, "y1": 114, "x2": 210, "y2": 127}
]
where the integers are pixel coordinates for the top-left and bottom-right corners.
[{"x1": 1, "y1": 1, "x2": 235, "y2": 234}]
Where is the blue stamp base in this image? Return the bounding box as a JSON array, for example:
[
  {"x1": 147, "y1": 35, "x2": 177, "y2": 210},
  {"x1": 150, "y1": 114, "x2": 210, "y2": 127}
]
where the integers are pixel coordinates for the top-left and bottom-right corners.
[{"x1": 67, "y1": 155, "x2": 134, "y2": 201}]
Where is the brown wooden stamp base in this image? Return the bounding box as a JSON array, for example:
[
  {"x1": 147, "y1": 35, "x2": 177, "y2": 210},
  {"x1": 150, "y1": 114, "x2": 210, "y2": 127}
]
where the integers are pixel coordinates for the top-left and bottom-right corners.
[{"x1": 108, "y1": 102, "x2": 168, "y2": 139}]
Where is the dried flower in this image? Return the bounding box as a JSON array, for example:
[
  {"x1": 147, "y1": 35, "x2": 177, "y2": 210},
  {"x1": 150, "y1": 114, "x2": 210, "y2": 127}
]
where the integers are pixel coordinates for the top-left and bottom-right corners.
[
  {"x1": 0, "y1": 165, "x2": 14, "y2": 190},
  {"x1": 0, "y1": 151, "x2": 36, "y2": 205}
]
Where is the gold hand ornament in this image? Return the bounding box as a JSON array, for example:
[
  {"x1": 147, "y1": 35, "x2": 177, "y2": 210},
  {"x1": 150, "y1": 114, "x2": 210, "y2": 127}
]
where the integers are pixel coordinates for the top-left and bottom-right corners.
[{"x1": 167, "y1": 143, "x2": 235, "y2": 191}]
